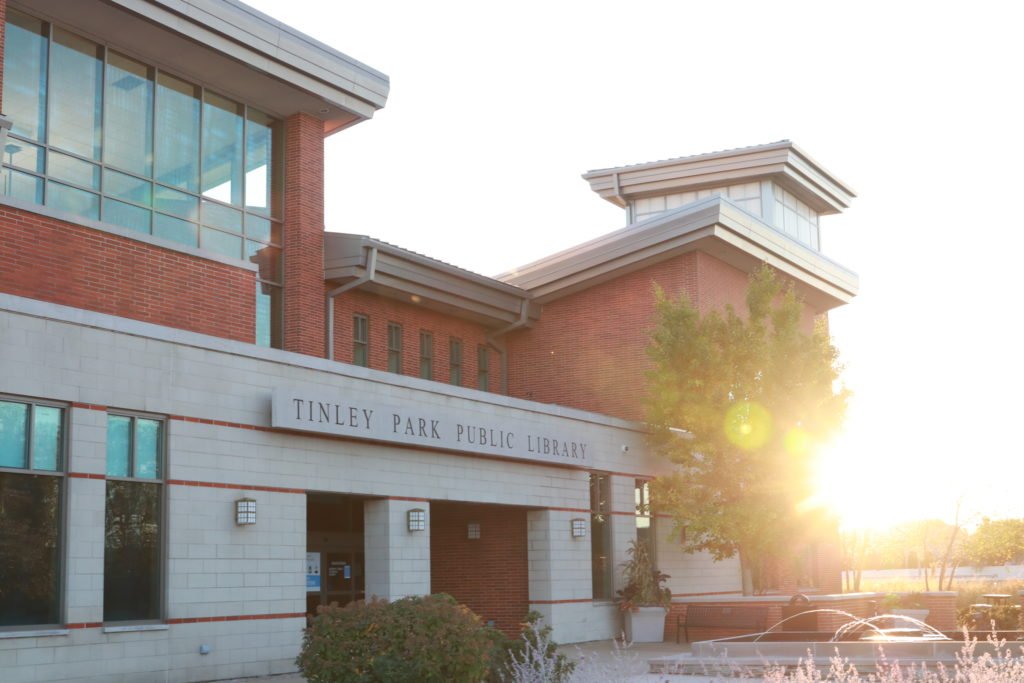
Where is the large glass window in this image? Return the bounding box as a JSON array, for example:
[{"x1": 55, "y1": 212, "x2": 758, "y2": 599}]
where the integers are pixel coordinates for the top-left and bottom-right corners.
[
  {"x1": 2, "y1": 9, "x2": 283, "y2": 346},
  {"x1": 0, "y1": 397, "x2": 65, "y2": 628},
  {"x1": 104, "y1": 414, "x2": 164, "y2": 622},
  {"x1": 590, "y1": 472, "x2": 613, "y2": 600}
]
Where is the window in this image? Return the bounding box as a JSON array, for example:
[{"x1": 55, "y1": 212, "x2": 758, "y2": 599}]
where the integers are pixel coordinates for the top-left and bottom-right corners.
[
  {"x1": 104, "y1": 413, "x2": 164, "y2": 622},
  {"x1": 1, "y1": 9, "x2": 283, "y2": 347},
  {"x1": 590, "y1": 472, "x2": 613, "y2": 600},
  {"x1": 0, "y1": 397, "x2": 65, "y2": 628},
  {"x1": 477, "y1": 345, "x2": 490, "y2": 391},
  {"x1": 353, "y1": 315, "x2": 368, "y2": 367},
  {"x1": 449, "y1": 338, "x2": 462, "y2": 386},
  {"x1": 635, "y1": 479, "x2": 655, "y2": 563},
  {"x1": 387, "y1": 323, "x2": 402, "y2": 373},
  {"x1": 419, "y1": 331, "x2": 433, "y2": 380}
]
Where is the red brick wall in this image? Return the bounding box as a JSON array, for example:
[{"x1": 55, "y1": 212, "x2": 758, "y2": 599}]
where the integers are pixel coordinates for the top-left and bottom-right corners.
[
  {"x1": 430, "y1": 502, "x2": 529, "y2": 636},
  {"x1": 666, "y1": 594, "x2": 882, "y2": 643},
  {"x1": 504, "y1": 252, "x2": 725, "y2": 420},
  {"x1": 505, "y1": 251, "x2": 821, "y2": 420},
  {"x1": 332, "y1": 288, "x2": 497, "y2": 391},
  {"x1": 282, "y1": 112, "x2": 326, "y2": 357},
  {"x1": 0, "y1": 0, "x2": 7, "y2": 112},
  {"x1": 0, "y1": 206, "x2": 256, "y2": 341}
]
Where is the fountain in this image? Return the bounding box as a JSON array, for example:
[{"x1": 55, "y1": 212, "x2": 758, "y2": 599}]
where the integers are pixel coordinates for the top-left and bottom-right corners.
[{"x1": 648, "y1": 608, "x2": 1022, "y2": 678}]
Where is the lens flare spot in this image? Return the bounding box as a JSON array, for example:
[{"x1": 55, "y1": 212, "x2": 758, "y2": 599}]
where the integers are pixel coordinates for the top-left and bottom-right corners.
[
  {"x1": 724, "y1": 401, "x2": 772, "y2": 450},
  {"x1": 784, "y1": 427, "x2": 810, "y2": 455}
]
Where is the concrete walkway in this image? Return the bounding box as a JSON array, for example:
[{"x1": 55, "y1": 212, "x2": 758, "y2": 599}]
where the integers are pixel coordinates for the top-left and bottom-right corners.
[{"x1": 217, "y1": 639, "x2": 738, "y2": 683}]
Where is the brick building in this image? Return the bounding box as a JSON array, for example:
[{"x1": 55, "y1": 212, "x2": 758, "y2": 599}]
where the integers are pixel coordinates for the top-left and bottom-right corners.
[{"x1": 0, "y1": 1, "x2": 857, "y2": 680}]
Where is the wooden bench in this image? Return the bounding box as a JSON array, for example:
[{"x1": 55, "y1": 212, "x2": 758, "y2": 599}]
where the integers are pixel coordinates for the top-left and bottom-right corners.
[{"x1": 677, "y1": 605, "x2": 769, "y2": 643}]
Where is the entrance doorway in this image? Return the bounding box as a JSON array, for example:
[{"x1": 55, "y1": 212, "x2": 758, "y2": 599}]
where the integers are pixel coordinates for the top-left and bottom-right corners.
[{"x1": 306, "y1": 494, "x2": 366, "y2": 615}]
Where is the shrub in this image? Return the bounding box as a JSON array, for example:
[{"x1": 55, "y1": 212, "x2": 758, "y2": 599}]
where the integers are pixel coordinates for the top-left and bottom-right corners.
[
  {"x1": 489, "y1": 611, "x2": 574, "y2": 683},
  {"x1": 297, "y1": 594, "x2": 500, "y2": 683},
  {"x1": 957, "y1": 604, "x2": 1023, "y2": 631}
]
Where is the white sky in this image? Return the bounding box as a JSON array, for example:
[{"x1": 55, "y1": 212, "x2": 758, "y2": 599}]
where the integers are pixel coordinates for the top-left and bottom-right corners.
[{"x1": 244, "y1": 0, "x2": 1024, "y2": 526}]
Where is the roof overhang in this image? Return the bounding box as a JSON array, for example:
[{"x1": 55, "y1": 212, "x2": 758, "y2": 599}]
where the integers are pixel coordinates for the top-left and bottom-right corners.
[
  {"x1": 15, "y1": 0, "x2": 389, "y2": 134},
  {"x1": 499, "y1": 197, "x2": 859, "y2": 312},
  {"x1": 325, "y1": 234, "x2": 540, "y2": 329},
  {"x1": 582, "y1": 141, "x2": 855, "y2": 215}
]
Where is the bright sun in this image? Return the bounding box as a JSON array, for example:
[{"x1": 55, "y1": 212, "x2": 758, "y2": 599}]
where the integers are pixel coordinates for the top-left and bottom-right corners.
[{"x1": 813, "y1": 432, "x2": 925, "y2": 532}]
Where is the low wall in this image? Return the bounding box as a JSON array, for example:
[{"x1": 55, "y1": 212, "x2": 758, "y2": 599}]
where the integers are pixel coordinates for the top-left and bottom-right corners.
[{"x1": 668, "y1": 591, "x2": 959, "y2": 642}]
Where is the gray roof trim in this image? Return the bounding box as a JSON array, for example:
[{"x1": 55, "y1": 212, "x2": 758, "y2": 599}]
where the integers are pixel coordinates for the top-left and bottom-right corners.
[
  {"x1": 499, "y1": 197, "x2": 859, "y2": 310},
  {"x1": 325, "y1": 234, "x2": 538, "y2": 327},
  {"x1": 583, "y1": 141, "x2": 855, "y2": 214},
  {"x1": 124, "y1": 0, "x2": 387, "y2": 121},
  {"x1": 19, "y1": 0, "x2": 390, "y2": 131}
]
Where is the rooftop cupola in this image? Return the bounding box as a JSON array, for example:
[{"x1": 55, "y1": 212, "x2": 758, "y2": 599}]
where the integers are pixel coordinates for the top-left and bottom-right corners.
[{"x1": 581, "y1": 141, "x2": 855, "y2": 252}]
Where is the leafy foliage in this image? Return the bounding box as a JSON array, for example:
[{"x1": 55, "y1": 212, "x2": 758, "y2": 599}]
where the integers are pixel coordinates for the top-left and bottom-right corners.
[
  {"x1": 616, "y1": 539, "x2": 671, "y2": 610},
  {"x1": 646, "y1": 265, "x2": 847, "y2": 593},
  {"x1": 297, "y1": 594, "x2": 500, "y2": 683},
  {"x1": 957, "y1": 604, "x2": 1023, "y2": 631},
  {"x1": 962, "y1": 518, "x2": 1024, "y2": 567},
  {"x1": 490, "y1": 611, "x2": 575, "y2": 683}
]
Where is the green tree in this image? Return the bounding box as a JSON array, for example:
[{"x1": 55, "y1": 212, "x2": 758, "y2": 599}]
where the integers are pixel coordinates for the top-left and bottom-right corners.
[
  {"x1": 963, "y1": 518, "x2": 1024, "y2": 567},
  {"x1": 646, "y1": 265, "x2": 847, "y2": 594}
]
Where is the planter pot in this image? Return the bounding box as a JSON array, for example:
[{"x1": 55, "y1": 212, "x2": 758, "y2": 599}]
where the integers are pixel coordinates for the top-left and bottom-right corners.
[
  {"x1": 624, "y1": 606, "x2": 668, "y2": 643},
  {"x1": 892, "y1": 608, "x2": 930, "y2": 624}
]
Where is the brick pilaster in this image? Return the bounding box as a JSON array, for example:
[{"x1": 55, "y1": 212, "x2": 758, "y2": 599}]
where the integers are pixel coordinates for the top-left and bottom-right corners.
[{"x1": 282, "y1": 112, "x2": 325, "y2": 357}]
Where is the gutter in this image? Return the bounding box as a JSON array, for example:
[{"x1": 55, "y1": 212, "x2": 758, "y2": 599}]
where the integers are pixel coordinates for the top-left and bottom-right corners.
[
  {"x1": 325, "y1": 246, "x2": 378, "y2": 360},
  {"x1": 485, "y1": 297, "x2": 532, "y2": 394}
]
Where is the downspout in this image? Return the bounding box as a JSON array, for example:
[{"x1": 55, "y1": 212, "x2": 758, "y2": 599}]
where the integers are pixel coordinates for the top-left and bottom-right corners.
[
  {"x1": 325, "y1": 246, "x2": 377, "y2": 360},
  {"x1": 485, "y1": 297, "x2": 531, "y2": 394}
]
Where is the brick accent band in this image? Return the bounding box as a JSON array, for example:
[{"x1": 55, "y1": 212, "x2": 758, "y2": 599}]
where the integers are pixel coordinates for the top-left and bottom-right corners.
[
  {"x1": 68, "y1": 472, "x2": 106, "y2": 480},
  {"x1": 528, "y1": 598, "x2": 595, "y2": 605},
  {"x1": 167, "y1": 480, "x2": 305, "y2": 495},
  {"x1": 167, "y1": 612, "x2": 305, "y2": 624},
  {"x1": 65, "y1": 622, "x2": 103, "y2": 629}
]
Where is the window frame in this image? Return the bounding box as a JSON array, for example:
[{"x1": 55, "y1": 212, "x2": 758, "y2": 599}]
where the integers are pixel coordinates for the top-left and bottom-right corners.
[
  {"x1": 0, "y1": 394, "x2": 69, "y2": 631},
  {"x1": 419, "y1": 330, "x2": 433, "y2": 380},
  {"x1": 386, "y1": 322, "x2": 402, "y2": 374},
  {"x1": 589, "y1": 472, "x2": 613, "y2": 601},
  {"x1": 477, "y1": 344, "x2": 490, "y2": 392},
  {"x1": 103, "y1": 410, "x2": 167, "y2": 624},
  {"x1": 449, "y1": 337, "x2": 463, "y2": 386},
  {"x1": 352, "y1": 314, "x2": 369, "y2": 367}
]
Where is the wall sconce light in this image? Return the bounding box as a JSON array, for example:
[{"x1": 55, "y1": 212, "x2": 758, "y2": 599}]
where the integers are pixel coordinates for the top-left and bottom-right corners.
[
  {"x1": 235, "y1": 498, "x2": 256, "y2": 525},
  {"x1": 407, "y1": 508, "x2": 426, "y2": 532},
  {"x1": 467, "y1": 522, "x2": 481, "y2": 540},
  {"x1": 571, "y1": 518, "x2": 587, "y2": 538}
]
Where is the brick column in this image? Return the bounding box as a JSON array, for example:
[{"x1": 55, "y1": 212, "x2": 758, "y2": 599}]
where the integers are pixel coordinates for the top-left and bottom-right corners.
[
  {"x1": 364, "y1": 499, "x2": 431, "y2": 601},
  {"x1": 282, "y1": 112, "x2": 325, "y2": 357}
]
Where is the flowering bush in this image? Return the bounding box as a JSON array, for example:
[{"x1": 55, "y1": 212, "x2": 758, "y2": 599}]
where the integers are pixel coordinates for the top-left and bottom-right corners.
[{"x1": 297, "y1": 594, "x2": 500, "y2": 683}]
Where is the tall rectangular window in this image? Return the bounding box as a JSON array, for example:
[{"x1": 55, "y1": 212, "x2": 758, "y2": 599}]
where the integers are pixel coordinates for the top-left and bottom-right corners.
[
  {"x1": 449, "y1": 338, "x2": 463, "y2": 386},
  {"x1": 387, "y1": 323, "x2": 402, "y2": 373},
  {"x1": 0, "y1": 397, "x2": 65, "y2": 628},
  {"x1": 353, "y1": 315, "x2": 368, "y2": 367},
  {"x1": 477, "y1": 345, "x2": 490, "y2": 392},
  {"x1": 104, "y1": 414, "x2": 164, "y2": 622},
  {"x1": 419, "y1": 331, "x2": 433, "y2": 380},
  {"x1": 635, "y1": 479, "x2": 655, "y2": 563},
  {"x1": 590, "y1": 473, "x2": 613, "y2": 600}
]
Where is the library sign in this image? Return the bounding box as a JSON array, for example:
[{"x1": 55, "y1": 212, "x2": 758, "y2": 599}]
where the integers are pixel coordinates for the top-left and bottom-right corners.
[{"x1": 271, "y1": 387, "x2": 591, "y2": 466}]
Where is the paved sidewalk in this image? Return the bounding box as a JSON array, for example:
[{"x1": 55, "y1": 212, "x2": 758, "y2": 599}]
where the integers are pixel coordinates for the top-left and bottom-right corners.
[{"x1": 219, "y1": 639, "x2": 696, "y2": 682}]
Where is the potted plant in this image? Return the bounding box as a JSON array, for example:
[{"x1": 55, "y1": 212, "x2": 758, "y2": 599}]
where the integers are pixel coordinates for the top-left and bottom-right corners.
[
  {"x1": 616, "y1": 540, "x2": 671, "y2": 642},
  {"x1": 884, "y1": 592, "x2": 930, "y2": 623}
]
